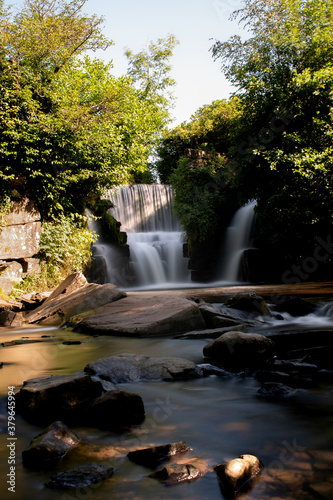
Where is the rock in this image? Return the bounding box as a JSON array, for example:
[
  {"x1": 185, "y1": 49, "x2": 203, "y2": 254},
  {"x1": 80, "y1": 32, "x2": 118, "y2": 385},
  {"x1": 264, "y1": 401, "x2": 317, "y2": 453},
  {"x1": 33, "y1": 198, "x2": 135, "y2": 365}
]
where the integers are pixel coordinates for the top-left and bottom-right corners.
[
  {"x1": 22, "y1": 421, "x2": 80, "y2": 470},
  {"x1": 0, "y1": 277, "x2": 13, "y2": 295},
  {"x1": 17, "y1": 374, "x2": 103, "y2": 424},
  {"x1": 203, "y1": 331, "x2": 275, "y2": 371},
  {"x1": 88, "y1": 390, "x2": 145, "y2": 430},
  {"x1": 0, "y1": 261, "x2": 23, "y2": 281},
  {"x1": 266, "y1": 329, "x2": 333, "y2": 352},
  {"x1": 0, "y1": 310, "x2": 23, "y2": 327},
  {"x1": 175, "y1": 324, "x2": 247, "y2": 339},
  {"x1": 149, "y1": 463, "x2": 203, "y2": 485},
  {"x1": 42, "y1": 272, "x2": 87, "y2": 305},
  {"x1": 214, "y1": 454, "x2": 263, "y2": 498},
  {"x1": 0, "y1": 222, "x2": 41, "y2": 260},
  {"x1": 71, "y1": 293, "x2": 206, "y2": 337},
  {"x1": 269, "y1": 359, "x2": 318, "y2": 373},
  {"x1": 45, "y1": 464, "x2": 114, "y2": 489},
  {"x1": 0, "y1": 298, "x2": 22, "y2": 311},
  {"x1": 5, "y1": 197, "x2": 40, "y2": 225},
  {"x1": 198, "y1": 303, "x2": 243, "y2": 329},
  {"x1": 84, "y1": 353, "x2": 199, "y2": 383},
  {"x1": 223, "y1": 292, "x2": 271, "y2": 317},
  {"x1": 273, "y1": 296, "x2": 317, "y2": 316},
  {"x1": 62, "y1": 340, "x2": 82, "y2": 345},
  {"x1": 25, "y1": 281, "x2": 126, "y2": 326},
  {"x1": 19, "y1": 257, "x2": 41, "y2": 277},
  {"x1": 257, "y1": 382, "x2": 296, "y2": 398},
  {"x1": 128, "y1": 441, "x2": 189, "y2": 468}
]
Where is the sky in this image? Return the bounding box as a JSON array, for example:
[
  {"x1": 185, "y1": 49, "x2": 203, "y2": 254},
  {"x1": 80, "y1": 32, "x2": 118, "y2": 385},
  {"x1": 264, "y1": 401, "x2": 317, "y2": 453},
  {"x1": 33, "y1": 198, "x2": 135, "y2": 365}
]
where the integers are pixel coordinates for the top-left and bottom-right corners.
[{"x1": 10, "y1": 0, "x2": 246, "y2": 126}]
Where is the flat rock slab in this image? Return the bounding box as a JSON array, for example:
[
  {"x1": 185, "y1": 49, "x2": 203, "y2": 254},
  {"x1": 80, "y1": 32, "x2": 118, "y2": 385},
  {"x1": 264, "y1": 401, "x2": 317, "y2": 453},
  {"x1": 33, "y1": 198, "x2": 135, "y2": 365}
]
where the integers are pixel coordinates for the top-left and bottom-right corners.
[
  {"x1": 85, "y1": 353, "x2": 199, "y2": 383},
  {"x1": 149, "y1": 463, "x2": 203, "y2": 485},
  {"x1": 72, "y1": 294, "x2": 205, "y2": 337}
]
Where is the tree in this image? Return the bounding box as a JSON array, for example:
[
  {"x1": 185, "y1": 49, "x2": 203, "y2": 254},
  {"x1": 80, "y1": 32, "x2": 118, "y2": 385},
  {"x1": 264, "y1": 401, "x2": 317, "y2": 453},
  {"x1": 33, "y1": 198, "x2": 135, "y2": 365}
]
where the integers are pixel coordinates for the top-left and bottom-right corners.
[
  {"x1": 0, "y1": 0, "x2": 177, "y2": 219},
  {"x1": 211, "y1": 0, "x2": 333, "y2": 279}
]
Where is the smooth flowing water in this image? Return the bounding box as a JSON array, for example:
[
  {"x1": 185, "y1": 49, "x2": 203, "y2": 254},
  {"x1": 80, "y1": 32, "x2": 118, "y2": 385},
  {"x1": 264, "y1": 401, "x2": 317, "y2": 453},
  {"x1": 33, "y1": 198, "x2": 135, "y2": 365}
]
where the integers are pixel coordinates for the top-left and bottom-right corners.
[
  {"x1": 1, "y1": 310, "x2": 333, "y2": 500},
  {"x1": 105, "y1": 185, "x2": 191, "y2": 289}
]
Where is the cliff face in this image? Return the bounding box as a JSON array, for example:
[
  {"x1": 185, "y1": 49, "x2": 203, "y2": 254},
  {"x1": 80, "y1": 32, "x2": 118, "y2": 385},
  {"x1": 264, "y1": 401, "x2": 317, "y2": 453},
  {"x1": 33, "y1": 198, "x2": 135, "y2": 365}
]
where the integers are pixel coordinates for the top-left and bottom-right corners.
[{"x1": 0, "y1": 197, "x2": 41, "y2": 260}]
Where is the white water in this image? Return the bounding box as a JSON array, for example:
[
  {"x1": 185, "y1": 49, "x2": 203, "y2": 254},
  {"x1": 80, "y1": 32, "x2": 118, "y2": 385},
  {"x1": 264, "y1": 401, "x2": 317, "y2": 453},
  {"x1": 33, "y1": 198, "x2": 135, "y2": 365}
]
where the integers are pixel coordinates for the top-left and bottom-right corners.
[
  {"x1": 106, "y1": 185, "x2": 191, "y2": 289},
  {"x1": 220, "y1": 201, "x2": 257, "y2": 282}
]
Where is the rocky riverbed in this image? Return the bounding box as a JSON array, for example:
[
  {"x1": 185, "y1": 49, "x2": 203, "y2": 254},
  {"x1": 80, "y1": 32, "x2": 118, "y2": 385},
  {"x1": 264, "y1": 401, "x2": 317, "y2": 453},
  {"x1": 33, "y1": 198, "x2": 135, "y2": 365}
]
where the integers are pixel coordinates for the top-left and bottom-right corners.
[{"x1": 1, "y1": 274, "x2": 333, "y2": 499}]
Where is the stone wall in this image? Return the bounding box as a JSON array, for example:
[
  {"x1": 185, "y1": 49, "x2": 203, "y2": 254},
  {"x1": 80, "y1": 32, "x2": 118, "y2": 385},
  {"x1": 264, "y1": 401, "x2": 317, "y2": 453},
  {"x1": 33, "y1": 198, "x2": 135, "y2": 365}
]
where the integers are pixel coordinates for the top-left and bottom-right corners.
[{"x1": 0, "y1": 197, "x2": 41, "y2": 293}]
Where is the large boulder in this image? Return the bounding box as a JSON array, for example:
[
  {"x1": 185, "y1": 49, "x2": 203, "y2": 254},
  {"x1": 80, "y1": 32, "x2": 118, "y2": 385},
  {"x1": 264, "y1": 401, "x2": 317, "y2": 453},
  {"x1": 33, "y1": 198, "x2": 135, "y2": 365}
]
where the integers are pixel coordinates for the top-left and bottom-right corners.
[
  {"x1": 25, "y1": 278, "x2": 126, "y2": 326},
  {"x1": 22, "y1": 421, "x2": 80, "y2": 470},
  {"x1": 17, "y1": 374, "x2": 104, "y2": 425},
  {"x1": 84, "y1": 353, "x2": 199, "y2": 383},
  {"x1": 72, "y1": 293, "x2": 206, "y2": 337},
  {"x1": 214, "y1": 454, "x2": 263, "y2": 497},
  {"x1": 203, "y1": 331, "x2": 275, "y2": 371}
]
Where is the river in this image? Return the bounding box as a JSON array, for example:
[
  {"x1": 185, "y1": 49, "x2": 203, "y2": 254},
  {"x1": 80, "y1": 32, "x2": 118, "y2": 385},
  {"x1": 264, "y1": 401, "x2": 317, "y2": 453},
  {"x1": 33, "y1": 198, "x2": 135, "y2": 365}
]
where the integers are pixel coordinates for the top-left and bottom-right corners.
[{"x1": 1, "y1": 311, "x2": 333, "y2": 500}]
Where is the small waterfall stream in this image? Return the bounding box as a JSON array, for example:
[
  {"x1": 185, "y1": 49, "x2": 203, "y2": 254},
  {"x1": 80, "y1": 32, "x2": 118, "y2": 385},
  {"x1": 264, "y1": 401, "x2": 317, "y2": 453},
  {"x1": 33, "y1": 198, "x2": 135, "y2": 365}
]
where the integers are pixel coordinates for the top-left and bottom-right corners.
[
  {"x1": 219, "y1": 201, "x2": 257, "y2": 282},
  {"x1": 106, "y1": 185, "x2": 191, "y2": 289}
]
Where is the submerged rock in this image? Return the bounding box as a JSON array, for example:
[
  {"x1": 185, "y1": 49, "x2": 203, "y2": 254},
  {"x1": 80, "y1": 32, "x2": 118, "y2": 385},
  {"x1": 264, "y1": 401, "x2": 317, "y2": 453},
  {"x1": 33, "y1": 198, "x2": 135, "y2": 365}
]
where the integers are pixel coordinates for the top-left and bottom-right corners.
[
  {"x1": 203, "y1": 331, "x2": 275, "y2": 372},
  {"x1": 214, "y1": 454, "x2": 263, "y2": 498},
  {"x1": 71, "y1": 293, "x2": 206, "y2": 336},
  {"x1": 88, "y1": 389, "x2": 145, "y2": 430},
  {"x1": 22, "y1": 421, "x2": 80, "y2": 470},
  {"x1": 17, "y1": 374, "x2": 103, "y2": 424},
  {"x1": 84, "y1": 353, "x2": 199, "y2": 383},
  {"x1": 128, "y1": 441, "x2": 189, "y2": 468},
  {"x1": 45, "y1": 464, "x2": 114, "y2": 489},
  {"x1": 257, "y1": 382, "x2": 297, "y2": 398},
  {"x1": 149, "y1": 463, "x2": 203, "y2": 485}
]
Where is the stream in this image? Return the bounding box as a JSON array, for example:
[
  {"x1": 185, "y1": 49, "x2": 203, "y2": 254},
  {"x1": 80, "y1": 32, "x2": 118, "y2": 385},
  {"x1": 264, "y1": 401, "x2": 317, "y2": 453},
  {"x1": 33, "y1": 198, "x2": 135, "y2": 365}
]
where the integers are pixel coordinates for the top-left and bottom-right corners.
[{"x1": 1, "y1": 305, "x2": 333, "y2": 500}]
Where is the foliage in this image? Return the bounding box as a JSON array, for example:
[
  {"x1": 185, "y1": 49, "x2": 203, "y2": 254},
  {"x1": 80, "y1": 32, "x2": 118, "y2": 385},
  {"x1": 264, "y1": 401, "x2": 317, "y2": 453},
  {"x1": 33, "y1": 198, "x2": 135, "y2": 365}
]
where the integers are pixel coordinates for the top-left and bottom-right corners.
[
  {"x1": 155, "y1": 98, "x2": 241, "y2": 183},
  {"x1": 211, "y1": 0, "x2": 333, "y2": 275},
  {"x1": 170, "y1": 155, "x2": 238, "y2": 248},
  {"x1": 0, "y1": 0, "x2": 178, "y2": 220}
]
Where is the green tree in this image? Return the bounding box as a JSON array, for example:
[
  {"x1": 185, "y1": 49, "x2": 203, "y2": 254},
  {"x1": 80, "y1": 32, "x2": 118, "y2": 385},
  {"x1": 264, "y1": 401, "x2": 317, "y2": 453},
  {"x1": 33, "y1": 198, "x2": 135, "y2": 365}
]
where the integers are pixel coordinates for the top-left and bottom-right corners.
[{"x1": 211, "y1": 0, "x2": 333, "y2": 279}]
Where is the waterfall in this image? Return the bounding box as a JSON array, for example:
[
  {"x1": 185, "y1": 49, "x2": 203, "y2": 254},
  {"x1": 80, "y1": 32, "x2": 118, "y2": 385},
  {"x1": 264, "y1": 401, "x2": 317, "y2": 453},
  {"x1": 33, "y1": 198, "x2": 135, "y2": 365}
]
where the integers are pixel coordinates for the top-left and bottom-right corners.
[
  {"x1": 219, "y1": 201, "x2": 257, "y2": 282},
  {"x1": 105, "y1": 185, "x2": 190, "y2": 289}
]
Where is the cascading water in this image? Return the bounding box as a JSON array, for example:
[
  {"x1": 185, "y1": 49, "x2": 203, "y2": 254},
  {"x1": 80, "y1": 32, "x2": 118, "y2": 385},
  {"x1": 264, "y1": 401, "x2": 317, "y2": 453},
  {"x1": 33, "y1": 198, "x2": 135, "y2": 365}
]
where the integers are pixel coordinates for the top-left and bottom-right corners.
[
  {"x1": 219, "y1": 200, "x2": 257, "y2": 282},
  {"x1": 105, "y1": 185, "x2": 191, "y2": 289}
]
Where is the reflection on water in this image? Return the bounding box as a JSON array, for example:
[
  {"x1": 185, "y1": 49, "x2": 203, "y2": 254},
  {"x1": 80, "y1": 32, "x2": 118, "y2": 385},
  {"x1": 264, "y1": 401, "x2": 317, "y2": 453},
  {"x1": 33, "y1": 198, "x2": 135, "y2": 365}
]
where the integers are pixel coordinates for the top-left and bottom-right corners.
[{"x1": 0, "y1": 325, "x2": 333, "y2": 500}]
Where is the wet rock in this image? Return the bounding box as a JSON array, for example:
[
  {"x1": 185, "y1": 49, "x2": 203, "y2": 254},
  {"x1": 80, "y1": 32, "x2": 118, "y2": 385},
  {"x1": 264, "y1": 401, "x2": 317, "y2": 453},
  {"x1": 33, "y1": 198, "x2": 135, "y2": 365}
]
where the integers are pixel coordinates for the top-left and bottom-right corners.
[
  {"x1": 214, "y1": 454, "x2": 263, "y2": 498},
  {"x1": 71, "y1": 293, "x2": 205, "y2": 337},
  {"x1": 45, "y1": 464, "x2": 114, "y2": 489},
  {"x1": 203, "y1": 331, "x2": 275, "y2": 372},
  {"x1": 88, "y1": 390, "x2": 145, "y2": 430},
  {"x1": 223, "y1": 292, "x2": 271, "y2": 317},
  {"x1": 85, "y1": 353, "x2": 199, "y2": 383},
  {"x1": 0, "y1": 310, "x2": 23, "y2": 327},
  {"x1": 22, "y1": 421, "x2": 80, "y2": 470},
  {"x1": 198, "y1": 303, "x2": 243, "y2": 329},
  {"x1": 273, "y1": 296, "x2": 317, "y2": 316},
  {"x1": 268, "y1": 359, "x2": 318, "y2": 373},
  {"x1": 266, "y1": 330, "x2": 333, "y2": 352},
  {"x1": 257, "y1": 382, "x2": 296, "y2": 398},
  {"x1": 17, "y1": 374, "x2": 103, "y2": 424},
  {"x1": 128, "y1": 441, "x2": 189, "y2": 468},
  {"x1": 25, "y1": 279, "x2": 126, "y2": 326},
  {"x1": 149, "y1": 463, "x2": 203, "y2": 485},
  {"x1": 196, "y1": 364, "x2": 228, "y2": 377},
  {"x1": 62, "y1": 340, "x2": 82, "y2": 345}
]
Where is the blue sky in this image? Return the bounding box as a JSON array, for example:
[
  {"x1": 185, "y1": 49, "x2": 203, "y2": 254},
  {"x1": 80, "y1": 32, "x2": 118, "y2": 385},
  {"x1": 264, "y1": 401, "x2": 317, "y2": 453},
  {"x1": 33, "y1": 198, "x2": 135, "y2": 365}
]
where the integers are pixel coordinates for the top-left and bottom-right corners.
[{"x1": 10, "y1": 0, "x2": 246, "y2": 125}]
